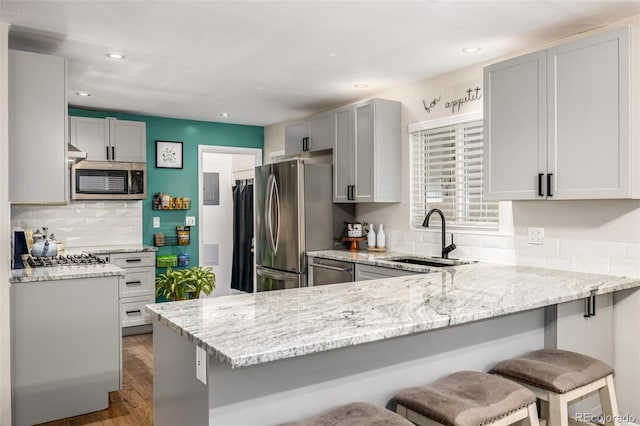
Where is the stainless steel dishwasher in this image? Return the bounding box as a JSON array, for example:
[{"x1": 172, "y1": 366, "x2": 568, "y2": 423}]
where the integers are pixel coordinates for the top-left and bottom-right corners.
[{"x1": 308, "y1": 257, "x2": 355, "y2": 286}]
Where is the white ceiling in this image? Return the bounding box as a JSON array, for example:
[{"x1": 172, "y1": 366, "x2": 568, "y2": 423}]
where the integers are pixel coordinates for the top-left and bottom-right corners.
[{"x1": 2, "y1": 1, "x2": 639, "y2": 127}]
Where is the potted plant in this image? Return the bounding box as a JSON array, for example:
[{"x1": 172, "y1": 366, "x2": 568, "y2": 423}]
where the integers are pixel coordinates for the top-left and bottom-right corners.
[{"x1": 155, "y1": 266, "x2": 216, "y2": 301}]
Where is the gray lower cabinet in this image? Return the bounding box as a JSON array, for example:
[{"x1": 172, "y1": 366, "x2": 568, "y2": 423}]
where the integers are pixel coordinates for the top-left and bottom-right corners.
[
  {"x1": 11, "y1": 276, "x2": 121, "y2": 426},
  {"x1": 545, "y1": 294, "x2": 613, "y2": 416},
  {"x1": 9, "y1": 50, "x2": 67, "y2": 203},
  {"x1": 354, "y1": 263, "x2": 418, "y2": 281},
  {"x1": 101, "y1": 252, "x2": 155, "y2": 329},
  {"x1": 484, "y1": 26, "x2": 634, "y2": 200},
  {"x1": 333, "y1": 98, "x2": 401, "y2": 203}
]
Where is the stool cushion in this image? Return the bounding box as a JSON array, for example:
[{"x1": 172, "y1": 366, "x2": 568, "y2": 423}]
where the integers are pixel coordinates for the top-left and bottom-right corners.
[
  {"x1": 490, "y1": 349, "x2": 614, "y2": 394},
  {"x1": 279, "y1": 402, "x2": 414, "y2": 426},
  {"x1": 395, "y1": 371, "x2": 536, "y2": 426}
]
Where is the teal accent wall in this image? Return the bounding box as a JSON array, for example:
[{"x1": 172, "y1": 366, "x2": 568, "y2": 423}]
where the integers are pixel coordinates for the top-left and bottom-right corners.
[{"x1": 69, "y1": 108, "x2": 263, "y2": 275}]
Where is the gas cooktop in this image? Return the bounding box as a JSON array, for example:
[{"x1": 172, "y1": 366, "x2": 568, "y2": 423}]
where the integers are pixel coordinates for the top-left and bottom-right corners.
[{"x1": 27, "y1": 254, "x2": 108, "y2": 268}]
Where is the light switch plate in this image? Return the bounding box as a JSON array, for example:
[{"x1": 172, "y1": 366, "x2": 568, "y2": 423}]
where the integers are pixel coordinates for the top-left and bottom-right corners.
[
  {"x1": 186, "y1": 216, "x2": 196, "y2": 226},
  {"x1": 528, "y1": 227, "x2": 544, "y2": 245},
  {"x1": 196, "y1": 346, "x2": 207, "y2": 385},
  {"x1": 153, "y1": 217, "x2": 160, "y2": 228}
]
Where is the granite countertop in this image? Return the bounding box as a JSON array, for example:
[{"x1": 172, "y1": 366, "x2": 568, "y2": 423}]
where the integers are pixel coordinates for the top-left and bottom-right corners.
[
  {"x1": 9, "y1": 245, "x2": 156, "y2": 283},
  {"x1": 146, "y1": 262, "x2": 640, "y2": 369},
  {"x1": 79, "y1": 245, "x2": 157, "y2": 255},
  {"x1": 10, "y1": 263, "x2": 125, "y2": 283},
  {"x1": 307, "y1": 249, "x2": 472, "y2": 272}
]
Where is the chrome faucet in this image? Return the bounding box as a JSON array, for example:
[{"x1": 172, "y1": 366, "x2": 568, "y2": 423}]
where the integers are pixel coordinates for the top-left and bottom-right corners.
[{"x1": 422, "y1": 208, "x2": 456, "y2": 259}]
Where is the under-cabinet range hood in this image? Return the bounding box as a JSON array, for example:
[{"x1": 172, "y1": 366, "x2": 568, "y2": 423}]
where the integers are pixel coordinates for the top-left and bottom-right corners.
[{"x1": 67, "y1": 143, "x2": 87, "y2": 162}]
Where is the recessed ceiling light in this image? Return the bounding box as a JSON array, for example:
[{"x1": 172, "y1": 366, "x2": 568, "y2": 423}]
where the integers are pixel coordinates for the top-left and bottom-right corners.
[
  {"x1": 107, "y1": 52, "x2": 125, "y2": 59},
  {"x1": 76, "y1": 92, "x2": 91, "y2": 97},
  {"x1": 354, "y1": 83, "x2": 368, "y2": 88},
  {"x1": 462, "y1": 47, "x2": 481, "y2": 53},
  {"x1": 329, "y1": 52, "x2": 337, "y2": 57},
  {"x1": 220, "y1": 113, "x2": 230, "y2": 118},
  {"x1": 255, "y1": 86, "x2": 264, "y2": 91}
]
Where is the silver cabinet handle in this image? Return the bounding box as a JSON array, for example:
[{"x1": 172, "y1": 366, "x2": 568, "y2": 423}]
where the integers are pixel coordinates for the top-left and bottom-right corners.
[{"x1": 309, "y1": 263, "x2": 352, "y2": 273}]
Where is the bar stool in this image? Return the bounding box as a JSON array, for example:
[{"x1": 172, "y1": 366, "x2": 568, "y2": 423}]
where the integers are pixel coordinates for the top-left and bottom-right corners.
[
  {"x1": 394, "y1": 371, "x2": 540, "y2": 426},
  {"x1": 490, "y1": 349, "x2": 618, "y2": 426},
  {"x1": 279, "y1": 402, "x2": 414, "y2": 426}
]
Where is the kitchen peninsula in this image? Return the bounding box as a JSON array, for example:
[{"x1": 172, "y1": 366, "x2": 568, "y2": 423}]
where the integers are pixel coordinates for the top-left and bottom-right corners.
[{"x1": 147, "y1": 262, "x2": 640, "y2": 426}]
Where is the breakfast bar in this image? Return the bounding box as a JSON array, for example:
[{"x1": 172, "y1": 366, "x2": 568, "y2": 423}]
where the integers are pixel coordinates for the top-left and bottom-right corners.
[{"x1": 146, "y1": 263, "x2": 640, "y2": 425}]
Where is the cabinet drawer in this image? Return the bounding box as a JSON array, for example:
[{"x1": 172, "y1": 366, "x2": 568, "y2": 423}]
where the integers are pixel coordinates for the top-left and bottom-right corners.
[
  {"x1": 355, "y1": 264, "x2": 419, "y2": 281},
  {"x1": 121, "y1": 295, "x2": 154, "y2": 327},
  {"x1": 120, "y1": 268, "x2": 154, "y2": 298},
  {"x1": 110, "y1": 252, "x2": 155, "y2": 268}
]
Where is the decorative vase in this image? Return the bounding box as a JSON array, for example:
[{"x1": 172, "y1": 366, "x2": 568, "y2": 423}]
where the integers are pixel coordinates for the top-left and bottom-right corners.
[
  {"x1": 367, "y1": 224, "x2": 376, "y2": 248},
  {"x1": 377, "y1": 224, "x2": 386, "y2": 248}
]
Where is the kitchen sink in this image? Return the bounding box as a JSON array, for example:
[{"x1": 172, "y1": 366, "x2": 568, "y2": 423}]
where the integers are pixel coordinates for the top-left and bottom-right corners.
[{"x1": 386, "y1": 257, "x2": 475, "y2": 267}]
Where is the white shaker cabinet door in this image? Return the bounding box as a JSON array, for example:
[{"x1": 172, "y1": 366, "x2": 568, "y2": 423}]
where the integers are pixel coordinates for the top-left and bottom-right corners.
[
  {"x1": 284, "y1": 119, "x2": 307, "y2": 156},
  {"x1": 547, "y1": 27, "x2": 630, "y2": 199},
  {"x1": 70, "y1": 116, "x2": 110, "y2": 161},
  {"x1": 307, "y1": 111, "x2": 332, "y2": 152},
  {"x1": 333, "y1": 106, "x2": 355, "y2": 202},
  {"x1": 9, "y1": 50, "x2": 67, "y2": 203},
  {"x1": 483, "y1": 50, "x2": 547, "y2": 200},
  {"x1": 110, "y1": 119, "x2": 146, "y2": 163}
]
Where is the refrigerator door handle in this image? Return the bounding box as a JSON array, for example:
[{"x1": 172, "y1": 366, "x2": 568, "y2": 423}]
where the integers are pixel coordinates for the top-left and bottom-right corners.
[
  {"x1": 265, "y1": 174, "x2": 276, "y2": 254},
  {"x1": 272, "y1": 175, "x2": 281, "y2": 252}
]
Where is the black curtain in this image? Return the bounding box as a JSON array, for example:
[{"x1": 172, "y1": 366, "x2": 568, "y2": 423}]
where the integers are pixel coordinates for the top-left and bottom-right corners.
[{"x1": 231, "y1": 180, "x2": 254, "y2": 292}]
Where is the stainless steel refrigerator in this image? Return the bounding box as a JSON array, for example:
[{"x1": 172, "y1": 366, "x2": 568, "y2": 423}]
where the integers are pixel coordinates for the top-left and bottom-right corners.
[{"x1": 255, "y1": 160, "x2": 347, "y2": 291}]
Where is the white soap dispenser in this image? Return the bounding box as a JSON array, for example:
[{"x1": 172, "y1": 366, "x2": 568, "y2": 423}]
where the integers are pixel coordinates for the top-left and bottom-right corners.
[
  {"x1": 367, "y1": 223, "x2": 376, "y2": 248},
  {"x1": 377, "y1": 224, "x2": 386, "y2": 249}
]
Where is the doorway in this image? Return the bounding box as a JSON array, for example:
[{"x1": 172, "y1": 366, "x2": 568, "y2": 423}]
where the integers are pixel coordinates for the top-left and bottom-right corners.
[{"x1": 198, "y1": 146, "x2": 262, "y2": 296}]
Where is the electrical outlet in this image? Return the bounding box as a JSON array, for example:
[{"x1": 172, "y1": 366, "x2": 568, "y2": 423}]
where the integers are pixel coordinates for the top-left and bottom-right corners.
[
  {"x1": 196, "y1": 346, "x2": 207, "y2": 384},
  {"x1": 527, "y1": 227, "x2": 544, "y2": 245},
  {"x1": 153, "y1": 217, "x2": 160, "y2": 228},
  {"x1": 186, "y1": 216, "x2": 196, "y2": 226}
]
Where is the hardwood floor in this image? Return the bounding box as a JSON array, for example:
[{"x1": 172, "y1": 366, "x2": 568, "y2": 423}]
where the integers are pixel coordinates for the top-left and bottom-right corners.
[{"x1": 39, "y1": 333, "x2": 154, "y2": 426}]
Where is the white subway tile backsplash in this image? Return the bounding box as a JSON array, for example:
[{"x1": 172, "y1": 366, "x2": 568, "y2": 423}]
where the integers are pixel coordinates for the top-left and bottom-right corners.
[
  {"x1": 414, "y1": 242, "x2": 437, "y2": 256},
  {"x1": 454, "y1": 233, "x2": 483, "y2": 247},
  {"x1": 517, "y1": 254, "x2": 547, "y2": 268},
  {"x1": 471, "y1": 247, "x2": 516, "y2": 264},
  {"x1": 544, "y1": 255, "x2": 575, "y2": 272},
  {"x1": 11, "y1": 201, "x2": 142, "y2": 248},
  {"x1": 560, "y1": 239, "x2": 593, "y2": 256},
  {"x1": 480, "y1": 235, "x2": 514, "y2": 250},
  {"x1": 609, "y1": 258, "x2": 640, "y2": 278},
  {"x1": 543, "y1": 238, "x2": 560, "y2": 255},
  {"x1": 628, "y1": 243, "x2": 640, "y2": 259},
  {"x1": 592, "y1": 241, "x2": 627, "y2": 259},
  {"x1": 575, "y1": 256, "x2": 609, "y2": 275},
  {"x1": 403, "y1": 231, "x2": 424, "y2": 243}
]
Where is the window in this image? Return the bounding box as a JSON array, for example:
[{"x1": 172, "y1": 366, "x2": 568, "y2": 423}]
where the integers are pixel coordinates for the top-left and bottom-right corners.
[{"x1": 410, "y1": 112, "x2": 498, "y2": 229}]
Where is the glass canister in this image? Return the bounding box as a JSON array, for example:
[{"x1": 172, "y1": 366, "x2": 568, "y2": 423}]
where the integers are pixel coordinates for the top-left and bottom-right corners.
[{"x1": 178, "y1": 253, "x2": 190, "y2": 267}]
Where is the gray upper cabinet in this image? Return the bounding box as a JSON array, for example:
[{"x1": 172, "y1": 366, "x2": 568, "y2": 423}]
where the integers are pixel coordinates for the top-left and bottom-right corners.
[
  {"x1": 9, "y1": 50, "x2": 68, "y2": 204},
  {"x1": 70, "y1": 116, "x2": 146, "y2": 162},
  {"x1": 484, "y1": 26, "x2": 633, "y2": 200},
  {"x1": 333, "y1": 98, "x2": 401, "y2": 203},
  {"x1": 284, "y1": 111, "x2": 333, "y2": 156}
]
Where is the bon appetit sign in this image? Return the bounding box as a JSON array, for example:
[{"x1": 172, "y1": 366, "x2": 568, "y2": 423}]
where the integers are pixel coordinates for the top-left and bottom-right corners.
[{"x1": 423, "y1": 86, "x2": 482, "y2": 114}]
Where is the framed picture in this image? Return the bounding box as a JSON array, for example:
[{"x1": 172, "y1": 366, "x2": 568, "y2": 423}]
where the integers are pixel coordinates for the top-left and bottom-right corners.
[{"x1": 156, "y1": 140, "x2": 183, "y2": 169}]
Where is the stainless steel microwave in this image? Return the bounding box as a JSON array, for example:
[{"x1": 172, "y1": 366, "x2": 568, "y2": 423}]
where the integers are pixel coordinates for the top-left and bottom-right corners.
[{"x1": 71, "y1": 161, "x2": 147, "y2": 200}]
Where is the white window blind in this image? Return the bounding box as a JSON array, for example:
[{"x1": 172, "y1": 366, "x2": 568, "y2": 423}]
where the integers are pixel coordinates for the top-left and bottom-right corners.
[{"x1": 411, "y1": 118, "x2": 498, "y2": 229}]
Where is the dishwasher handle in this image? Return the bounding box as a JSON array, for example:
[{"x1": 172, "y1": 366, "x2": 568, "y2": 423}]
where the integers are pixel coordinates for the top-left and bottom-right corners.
[{"x1": 309, "y1": 262, "x2": 353, "y2": 273}]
